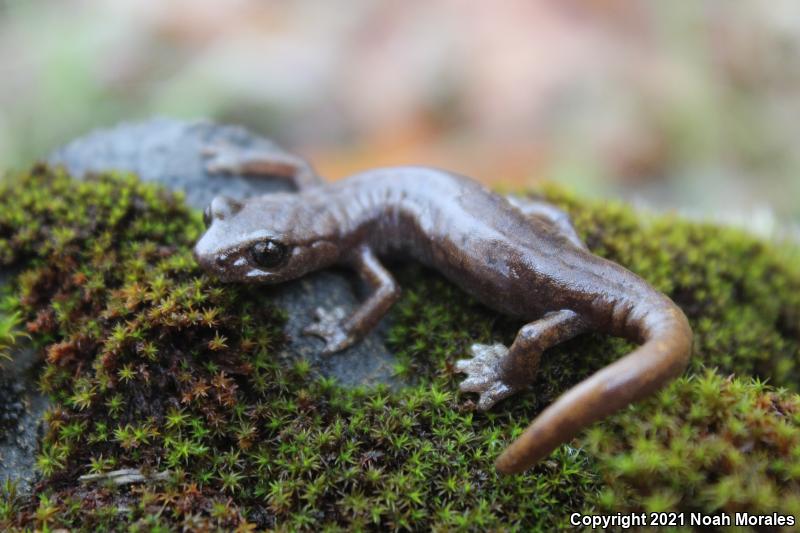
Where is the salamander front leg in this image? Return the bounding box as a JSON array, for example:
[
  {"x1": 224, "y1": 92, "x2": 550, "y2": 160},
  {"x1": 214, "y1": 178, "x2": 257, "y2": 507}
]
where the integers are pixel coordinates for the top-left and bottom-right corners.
[
  {"x1": 303, "y1": 246, "x2": 400, "y2": 355},
  {"x1": 456, "y1": 310, "x2": 587, "y2": 410},
  {"x1": 202, "y1": 141, "x2": 323, "y2": 190}
]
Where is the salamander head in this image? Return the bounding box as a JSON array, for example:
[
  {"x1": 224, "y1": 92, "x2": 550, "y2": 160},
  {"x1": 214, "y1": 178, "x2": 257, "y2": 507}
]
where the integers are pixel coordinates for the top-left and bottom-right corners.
[{"x1": 194, "y1": 193, "x2": 340, "y2": 283}]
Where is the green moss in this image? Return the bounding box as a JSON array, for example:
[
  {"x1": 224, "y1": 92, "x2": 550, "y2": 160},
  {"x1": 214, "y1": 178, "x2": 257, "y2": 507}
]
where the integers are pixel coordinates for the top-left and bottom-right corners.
[
  {"x1": 543, "y1": 185, "x2": 800, "y2": 387},
  {"x1": 585, "y1": 370, "x2": 800, "y2": 522},
  {"x1": 0, "y1": 166, "x2": 798, "y2": 531},
  {"x1": 0, "y1": 303, "x2": 24, "y2": 363}
]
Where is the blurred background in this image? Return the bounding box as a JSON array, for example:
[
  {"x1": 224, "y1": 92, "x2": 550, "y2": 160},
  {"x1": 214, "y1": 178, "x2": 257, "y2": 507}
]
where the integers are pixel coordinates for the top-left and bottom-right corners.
[{"x1": 0, "y1": 0, "x2": 798, "y2": 232}]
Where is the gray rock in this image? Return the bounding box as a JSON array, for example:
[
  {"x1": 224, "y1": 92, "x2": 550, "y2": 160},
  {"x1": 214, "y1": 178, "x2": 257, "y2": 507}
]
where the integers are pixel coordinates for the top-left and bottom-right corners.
[
  {"x1": 0, "y1": 271, "x2": 48, "y2": 491},
  {"x1": 49, "y1": 118, "x2": 400, "y2": 387},
  {"x1": 1, "y1": 117, "x2": 402, "y2": 489}
]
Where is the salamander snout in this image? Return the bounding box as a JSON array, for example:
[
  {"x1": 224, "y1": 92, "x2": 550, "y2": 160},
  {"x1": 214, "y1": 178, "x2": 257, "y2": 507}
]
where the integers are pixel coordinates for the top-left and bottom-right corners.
[
  {"x1": 194, "y1": 196, "x2": 245, "y2": 277},
  {"x1": 193, "y1": 238, "x2": 240, "y2": 282},
  {"x1": 193, "y1": 238, "x2": 217, "y2": 272}
]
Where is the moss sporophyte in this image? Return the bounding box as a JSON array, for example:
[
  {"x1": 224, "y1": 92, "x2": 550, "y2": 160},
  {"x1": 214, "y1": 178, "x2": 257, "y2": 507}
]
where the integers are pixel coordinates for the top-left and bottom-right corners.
[{"x1": 1, "y1": 165, "x2": 799, "y2": 531}]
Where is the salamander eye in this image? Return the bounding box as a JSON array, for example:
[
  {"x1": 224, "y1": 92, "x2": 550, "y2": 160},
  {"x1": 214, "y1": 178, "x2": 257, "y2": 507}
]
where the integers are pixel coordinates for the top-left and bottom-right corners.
[
  {"x1": 251, "y1": 240, "x2": 288, "y2": 268},
  {"x1": 203, "y1": 205, "x2": 213, "y2": 228}
]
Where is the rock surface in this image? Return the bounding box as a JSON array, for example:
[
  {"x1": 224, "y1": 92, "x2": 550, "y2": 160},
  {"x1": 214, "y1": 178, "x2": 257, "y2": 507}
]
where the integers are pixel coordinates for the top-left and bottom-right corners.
[
  {"x1": 1, "y1": 118, "x2": 399, "y2": 488},
  {"x1": 48, "y1": 118, "x2": 399, "y2": 387},
  {"x1": 0, "y1": 271, "x2": 48, "y2": 490}
]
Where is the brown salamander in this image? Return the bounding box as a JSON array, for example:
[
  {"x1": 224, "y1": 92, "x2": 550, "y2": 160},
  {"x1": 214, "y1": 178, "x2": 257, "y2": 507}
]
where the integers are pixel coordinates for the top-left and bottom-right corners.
[{"x1": 194, "y1": 142, "x2": 693, "y2": 474}]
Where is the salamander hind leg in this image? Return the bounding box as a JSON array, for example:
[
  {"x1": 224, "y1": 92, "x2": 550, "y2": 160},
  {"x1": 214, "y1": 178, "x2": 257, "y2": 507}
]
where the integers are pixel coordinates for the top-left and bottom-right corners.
[
  {"x1": 456, "y1": 310, "x2": 587, "y2": 411},
  {"x1": 456, "y1": 343, "x2": 518, "y2": 410},
  {"x1": 505, "y1": 195, "x2": 587, "y2": 250}
]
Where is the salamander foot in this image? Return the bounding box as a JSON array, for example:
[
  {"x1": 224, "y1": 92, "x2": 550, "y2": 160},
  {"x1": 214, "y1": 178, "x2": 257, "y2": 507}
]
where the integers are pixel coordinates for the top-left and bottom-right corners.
[
  {"x1": 455, "y1": 343, "x2": 520, "y2": 411},
  {"x1": 302, "y1": 306, "x2": 354, "y2": 355},
  {"x1": 202, "y1": 143, "x2": 245, "y2": 175},
  {"x1": 201, "y1": 142, "x2": 308, "y2": 184}
]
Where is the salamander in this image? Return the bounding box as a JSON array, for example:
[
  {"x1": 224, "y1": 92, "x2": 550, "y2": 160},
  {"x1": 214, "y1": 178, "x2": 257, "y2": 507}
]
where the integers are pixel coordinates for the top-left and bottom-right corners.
[{"x1": 194, "y1": 142, "x2": 693, "y2": 474}]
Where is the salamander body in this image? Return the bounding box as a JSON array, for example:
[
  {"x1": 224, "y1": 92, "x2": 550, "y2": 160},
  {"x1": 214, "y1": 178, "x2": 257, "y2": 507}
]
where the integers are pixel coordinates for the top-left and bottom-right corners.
[{"x1": 194, "y1": 143, "x2": 692, "y2": 473}]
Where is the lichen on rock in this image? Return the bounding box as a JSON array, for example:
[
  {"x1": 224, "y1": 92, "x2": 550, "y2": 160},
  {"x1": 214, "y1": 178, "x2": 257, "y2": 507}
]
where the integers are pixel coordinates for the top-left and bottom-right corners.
[{"x1": 0, "y1": 165, "x2": 798, "y2": 531}]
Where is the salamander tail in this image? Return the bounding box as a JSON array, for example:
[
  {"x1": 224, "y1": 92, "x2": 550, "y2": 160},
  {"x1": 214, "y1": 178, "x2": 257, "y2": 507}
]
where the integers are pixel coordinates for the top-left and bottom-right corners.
[{"x1": 494, "y1": 302, "x2": 692, "y2": 474}]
